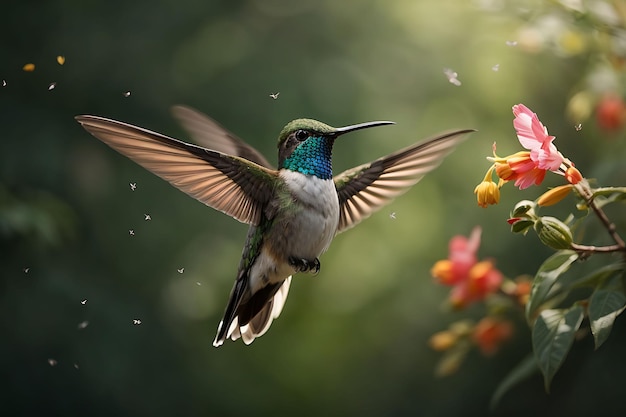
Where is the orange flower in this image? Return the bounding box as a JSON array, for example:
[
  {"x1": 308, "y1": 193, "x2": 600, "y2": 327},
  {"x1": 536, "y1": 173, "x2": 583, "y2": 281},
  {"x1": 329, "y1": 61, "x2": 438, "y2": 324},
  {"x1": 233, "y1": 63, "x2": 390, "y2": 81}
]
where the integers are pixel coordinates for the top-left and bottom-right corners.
[
  {"x1": 472, "y1": 317, "x2": 513, "y2": 356},
  {"x1": 432, "y1": 227, "x2": 503, "y2": 308},
  {"x1": 431, "y1": 227, "x2": 481, "y2": 286},
  {"x1": 450, "y1": 261, "x2": 503, "y2": 308}
]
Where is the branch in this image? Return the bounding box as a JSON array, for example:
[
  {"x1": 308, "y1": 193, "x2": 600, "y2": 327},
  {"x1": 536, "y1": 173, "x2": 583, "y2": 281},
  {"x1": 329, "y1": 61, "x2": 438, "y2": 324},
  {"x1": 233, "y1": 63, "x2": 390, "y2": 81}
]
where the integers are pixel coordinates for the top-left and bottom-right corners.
[{"x1": 575, "y1": 182, "x2": 626, "y2": 251}]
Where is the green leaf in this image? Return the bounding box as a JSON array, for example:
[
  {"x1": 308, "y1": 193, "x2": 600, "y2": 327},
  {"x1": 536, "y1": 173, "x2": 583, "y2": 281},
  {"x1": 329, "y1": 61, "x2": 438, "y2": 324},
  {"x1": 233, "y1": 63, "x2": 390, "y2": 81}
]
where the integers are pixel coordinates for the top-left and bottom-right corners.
[
  {"x1": 490, "y1": 354, "x2": 539, "y2": 410},
  {"x1": 512, "y1": 200, "x2": 536, "y2": 217},
  {"x1": 510, "y1": 219, "x2": 534, "y2": 235},
  {"x1": 589, "y1": 271, "x2": 626, "y2": 350},
  {"x1": 526, "y1": 250, "x2": 580, "y2": 322},
  {"x1": 590, "y1": 187, "x2": 626, "y2": 210},
  {"x1": 532, "y1": 305, "x2": 584, "y2": 392},
  {"x1": 570, "y1": 262, "x2": 625, "y2": 290},
  {"x1": 590, "y1": 186, "x2": 626, "y2": 199}
]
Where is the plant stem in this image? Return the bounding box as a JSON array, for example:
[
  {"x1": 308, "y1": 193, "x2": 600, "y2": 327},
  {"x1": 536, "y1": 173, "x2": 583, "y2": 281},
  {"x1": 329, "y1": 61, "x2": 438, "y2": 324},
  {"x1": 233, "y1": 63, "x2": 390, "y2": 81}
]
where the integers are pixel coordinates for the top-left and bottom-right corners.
[
  {"x1": 575, "y1": 181, "x2": 626, "y2": 252},
  {"x1": 570, "y1": 243, "x2": 623, "y2": 254}
]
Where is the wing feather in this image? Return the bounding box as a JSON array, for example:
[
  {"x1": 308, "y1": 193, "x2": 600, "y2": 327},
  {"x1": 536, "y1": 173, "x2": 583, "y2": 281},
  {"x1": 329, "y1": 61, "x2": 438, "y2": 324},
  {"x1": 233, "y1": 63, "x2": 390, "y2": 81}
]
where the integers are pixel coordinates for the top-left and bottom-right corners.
[
  {"x1": 172, "y1": 105, "x2": 274, "y2": 168},
  {"x1": 75, "y1": 115, "x2": 277, "y2": 225},
  {"x1": 334, "y1": 129, "x2": 474, "y2": 233}
]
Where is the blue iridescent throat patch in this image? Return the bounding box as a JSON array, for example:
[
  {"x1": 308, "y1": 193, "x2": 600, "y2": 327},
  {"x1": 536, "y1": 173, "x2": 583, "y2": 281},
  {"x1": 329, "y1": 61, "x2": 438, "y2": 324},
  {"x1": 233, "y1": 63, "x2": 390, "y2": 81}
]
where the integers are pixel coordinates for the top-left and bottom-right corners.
[{"x1": 282, "y1": 136, "x2": 333, "y2": 179}]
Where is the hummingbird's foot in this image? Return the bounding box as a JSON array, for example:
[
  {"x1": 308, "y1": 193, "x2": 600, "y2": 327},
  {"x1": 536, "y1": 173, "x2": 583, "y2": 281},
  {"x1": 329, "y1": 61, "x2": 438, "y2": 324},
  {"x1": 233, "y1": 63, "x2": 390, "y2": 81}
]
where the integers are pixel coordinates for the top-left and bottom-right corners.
[{"x1": 289, "y1": 257, "x2": 320, "y2": 275}]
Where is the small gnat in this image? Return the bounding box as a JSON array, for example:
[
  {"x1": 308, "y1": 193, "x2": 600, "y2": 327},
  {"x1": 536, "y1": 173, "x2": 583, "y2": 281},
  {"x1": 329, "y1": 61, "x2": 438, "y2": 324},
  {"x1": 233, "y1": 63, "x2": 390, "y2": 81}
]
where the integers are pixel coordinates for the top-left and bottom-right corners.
[
  {"x1": 492, "y1": 64, "x2": 500, "y2": 72},
  {"x1": 123, "y1": 91, "x2": 131, "y2": 97},
  {"x1": 48, "y1": 82, "x2": 56, "y2": 91},
  {"x1": 2, "y1": 80, "x2": 6, "y2": 87},
  {"x1": 389, "y1": 212, "x2": 397, "y2": 220},
  {"x1": 129, "y1": 229, "x2": 135, "y2": 236},
  {"x1": 77, "y1": 320, "x2": 89, "y2": 330},
  {"x1": 177, "y1": 268, "x2": 184, "y2": 274},
  {"x1": 443, "y1": 68, "x2": 461, "y2": 86},
  {"x1": 133, "y1": 319, "x2": 142, "y2": 325},
  {"x1": 269, "y1": 92, "x2": 280, "y2": 99},
  {"x1": 130, "y1": 182, "x2": 137, "y2": 191},
  {"x1": 506, "y1": 40, "x2": 518, "y2": 46},
  {"x1": 144, "y1": 214, "x2": 151, "y2": 221},
  {"x1": 48, "y1": 358, "x2": 58, "y2": 366},
  {"x1": 23, "y1": 267, "x2": 30, "y2": 273},
  {"x1": 80, "y1": 299, "x2": 87, "y2": 305},
  {"x1": 574, "y1": 123, "x2": 582, "y2": 131}
]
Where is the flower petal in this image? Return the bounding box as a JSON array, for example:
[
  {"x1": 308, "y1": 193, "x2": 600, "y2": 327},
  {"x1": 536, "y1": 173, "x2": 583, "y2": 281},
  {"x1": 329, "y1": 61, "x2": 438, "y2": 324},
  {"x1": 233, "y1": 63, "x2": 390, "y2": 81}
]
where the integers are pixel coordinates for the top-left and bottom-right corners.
[{"x1": 512, "y1": 104, "x2": 554, "y2": 151}]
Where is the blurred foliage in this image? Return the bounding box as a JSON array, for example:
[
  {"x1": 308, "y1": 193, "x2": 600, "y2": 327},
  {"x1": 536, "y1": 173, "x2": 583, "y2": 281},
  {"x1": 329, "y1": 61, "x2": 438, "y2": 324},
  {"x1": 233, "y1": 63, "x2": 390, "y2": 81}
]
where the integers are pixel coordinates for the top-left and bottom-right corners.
[{"x1": 1, "y1": 0, "x2": 626, "y2": 416}]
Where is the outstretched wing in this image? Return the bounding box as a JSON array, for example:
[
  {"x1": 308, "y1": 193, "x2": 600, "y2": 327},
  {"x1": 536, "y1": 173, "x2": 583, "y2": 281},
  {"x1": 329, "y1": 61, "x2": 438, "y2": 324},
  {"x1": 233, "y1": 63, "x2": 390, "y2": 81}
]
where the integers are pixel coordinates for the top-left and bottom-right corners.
[
  {"x1": 76, "y1": 115, "x2": 278, "y2": 225},
  {"x1": 334, "y1": 129, "x2": 474, "y2": 233},
  {"x1": 172, "y1": 105, "x2": 274, "y2": 169}
]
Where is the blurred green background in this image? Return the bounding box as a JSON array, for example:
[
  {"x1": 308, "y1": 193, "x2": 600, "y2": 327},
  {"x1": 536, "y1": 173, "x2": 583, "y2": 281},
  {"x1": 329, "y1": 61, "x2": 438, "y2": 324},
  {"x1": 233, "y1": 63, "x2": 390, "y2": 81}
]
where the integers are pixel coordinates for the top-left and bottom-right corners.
[{"x1": 2, "y1": 0, "x2": 626, "y2": 416}]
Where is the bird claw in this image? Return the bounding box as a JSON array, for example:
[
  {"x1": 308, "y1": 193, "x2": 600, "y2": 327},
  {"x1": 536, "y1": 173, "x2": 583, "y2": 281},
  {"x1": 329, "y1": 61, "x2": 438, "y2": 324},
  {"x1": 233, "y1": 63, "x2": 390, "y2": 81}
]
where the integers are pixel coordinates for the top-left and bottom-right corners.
[{"x1": 289, "y1": 257, "x2": 320, "y2": 275}]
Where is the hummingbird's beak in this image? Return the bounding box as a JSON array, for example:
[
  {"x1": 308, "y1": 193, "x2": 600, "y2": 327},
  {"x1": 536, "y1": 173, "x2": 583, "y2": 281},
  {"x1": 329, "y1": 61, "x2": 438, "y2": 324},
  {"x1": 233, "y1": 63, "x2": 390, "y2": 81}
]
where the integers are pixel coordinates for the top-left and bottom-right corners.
[{"x1": 333, "y1": 120, "x2": 395, "y2": 137}]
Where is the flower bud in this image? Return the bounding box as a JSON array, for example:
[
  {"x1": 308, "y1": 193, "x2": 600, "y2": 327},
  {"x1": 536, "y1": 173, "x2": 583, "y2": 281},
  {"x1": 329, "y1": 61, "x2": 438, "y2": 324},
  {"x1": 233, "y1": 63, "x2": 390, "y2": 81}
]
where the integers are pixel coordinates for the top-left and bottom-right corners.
[
  {"x1": 564, "y1": 166, "x2": 582, "y2": 185},
  {"x1": 537, "y1": 184, "x2": 573, "y2": 207},
  {"x1": 428, "y1": 331, "x2": 458, "y2": 351},
  {"x1": 474, "y1": 179, "x2": 500, "y2": 208},
  {"x1": 534, "y1": 216, "x2": 573, "y2": 249}
]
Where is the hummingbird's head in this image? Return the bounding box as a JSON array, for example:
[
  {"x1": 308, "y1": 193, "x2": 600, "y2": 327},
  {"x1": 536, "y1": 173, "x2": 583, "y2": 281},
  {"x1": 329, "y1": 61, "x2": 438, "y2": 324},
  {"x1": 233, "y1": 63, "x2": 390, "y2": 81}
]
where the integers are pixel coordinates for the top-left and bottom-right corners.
[{"x1": 277, "y1": 118, "x2": 394, "y2": 179}]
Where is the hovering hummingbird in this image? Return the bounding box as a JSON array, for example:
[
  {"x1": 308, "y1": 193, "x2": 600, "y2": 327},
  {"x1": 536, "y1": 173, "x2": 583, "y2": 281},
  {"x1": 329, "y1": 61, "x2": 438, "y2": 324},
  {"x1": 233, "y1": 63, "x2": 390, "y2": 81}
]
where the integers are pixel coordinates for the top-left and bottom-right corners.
[{"x1": 76, "y1": 106, "x2": 473, "y2": 347}]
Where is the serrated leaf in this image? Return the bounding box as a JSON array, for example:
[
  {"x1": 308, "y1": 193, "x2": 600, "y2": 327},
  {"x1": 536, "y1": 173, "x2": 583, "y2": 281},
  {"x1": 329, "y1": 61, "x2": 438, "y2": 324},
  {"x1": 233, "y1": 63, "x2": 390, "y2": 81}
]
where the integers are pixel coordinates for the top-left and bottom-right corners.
[
  {"x1": 526, "y1": 250, "x2": 580, "y2": 322},
  {"x1": 532, "y1": 305, "x2": 584, "y2": 392},
  {"x1": 589, "y1": 271, "x2": 626, "y2": 350},
  {"x1": 490, "y1": 354, "x2": 539, "y2": 410}
]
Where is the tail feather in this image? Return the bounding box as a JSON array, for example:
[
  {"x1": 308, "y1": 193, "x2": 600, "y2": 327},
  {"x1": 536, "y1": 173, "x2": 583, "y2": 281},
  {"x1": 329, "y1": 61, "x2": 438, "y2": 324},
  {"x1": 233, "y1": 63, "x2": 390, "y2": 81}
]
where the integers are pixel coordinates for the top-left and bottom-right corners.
[{"x1": 213, "y1": 276, "x2": 292, "y2": 347}]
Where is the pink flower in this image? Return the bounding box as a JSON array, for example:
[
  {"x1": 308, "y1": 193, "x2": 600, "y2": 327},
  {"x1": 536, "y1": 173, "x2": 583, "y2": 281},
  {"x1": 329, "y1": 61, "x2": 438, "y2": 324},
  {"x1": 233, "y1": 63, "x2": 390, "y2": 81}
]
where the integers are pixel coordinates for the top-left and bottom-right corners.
[
  {"x1": 431, "y1": 227, "x2": 481, "y2": 286},
  {"x1": 504, "y1": 151, "x2": 547, "y2": 189},
  {"x1": 512, "y1": 104, "x2": 564, "y2": 171},
  {"x1": 431, "y1": 227, "x2": 503, "y2": 308}
]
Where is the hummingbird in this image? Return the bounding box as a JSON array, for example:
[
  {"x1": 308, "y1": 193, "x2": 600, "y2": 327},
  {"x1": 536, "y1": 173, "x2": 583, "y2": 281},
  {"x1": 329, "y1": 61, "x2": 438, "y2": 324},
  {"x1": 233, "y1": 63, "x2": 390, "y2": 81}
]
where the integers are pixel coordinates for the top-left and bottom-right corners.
[{"x1": 75, "y1": 105, "x2": 473, "y2": 347}]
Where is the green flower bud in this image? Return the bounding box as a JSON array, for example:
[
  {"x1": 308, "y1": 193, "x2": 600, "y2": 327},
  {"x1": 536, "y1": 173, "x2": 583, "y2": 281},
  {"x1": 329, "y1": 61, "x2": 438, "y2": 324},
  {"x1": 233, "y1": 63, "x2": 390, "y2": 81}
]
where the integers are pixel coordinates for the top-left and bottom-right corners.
[{"x1": 534, "y1": 216, "x2": 573, "y2": 250}]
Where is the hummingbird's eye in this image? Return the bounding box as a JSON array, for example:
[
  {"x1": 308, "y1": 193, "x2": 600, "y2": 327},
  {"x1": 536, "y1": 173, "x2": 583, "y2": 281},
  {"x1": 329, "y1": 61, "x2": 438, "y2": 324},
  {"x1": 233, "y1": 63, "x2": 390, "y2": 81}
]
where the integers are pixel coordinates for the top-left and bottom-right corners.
[{"x1": 295, "y1": 130, "x2": 309, "y2": 141}]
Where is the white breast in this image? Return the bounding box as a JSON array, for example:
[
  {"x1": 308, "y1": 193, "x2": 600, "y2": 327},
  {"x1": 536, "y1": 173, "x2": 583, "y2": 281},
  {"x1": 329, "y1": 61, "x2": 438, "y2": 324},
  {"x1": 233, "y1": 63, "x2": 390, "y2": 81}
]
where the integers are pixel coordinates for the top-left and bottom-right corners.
[{"x1": 280, "y1": 170, "x2": 340, "y2": 257}]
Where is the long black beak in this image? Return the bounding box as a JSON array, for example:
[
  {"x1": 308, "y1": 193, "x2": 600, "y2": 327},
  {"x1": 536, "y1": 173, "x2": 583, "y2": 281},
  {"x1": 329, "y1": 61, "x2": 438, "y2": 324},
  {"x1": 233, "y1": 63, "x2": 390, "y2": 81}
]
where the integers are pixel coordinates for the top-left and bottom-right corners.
[{"x1": 333, "y1": 120, "x2": 395, "y2": 137}]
